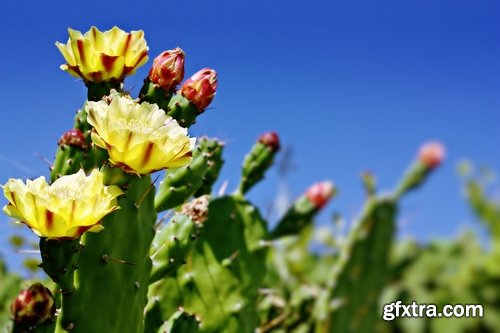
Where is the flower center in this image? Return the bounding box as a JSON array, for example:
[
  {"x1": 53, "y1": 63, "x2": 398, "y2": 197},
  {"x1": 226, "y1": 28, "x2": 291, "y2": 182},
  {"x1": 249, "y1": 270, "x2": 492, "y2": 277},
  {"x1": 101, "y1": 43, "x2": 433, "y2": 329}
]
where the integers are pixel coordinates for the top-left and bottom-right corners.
[
  {"x1": 116, "y1": 118, "x2": 154, "y2": 135},
  {"x1": 49, "y1": 185, "x2": 83, "y2": 200}
]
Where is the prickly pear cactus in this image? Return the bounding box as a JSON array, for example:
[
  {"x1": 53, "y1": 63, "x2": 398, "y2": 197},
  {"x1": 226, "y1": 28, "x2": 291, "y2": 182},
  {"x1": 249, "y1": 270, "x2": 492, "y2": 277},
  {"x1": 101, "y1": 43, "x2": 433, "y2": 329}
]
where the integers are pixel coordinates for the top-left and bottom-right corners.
[
  {"x1": 1, "y1": 25, "x2": 447, "y2": 333},
  {"x1": 146, "y1": 196, "x2": 269, "y2": 333},
  {"x1": 314, "y1": 198, "x2": 397, "y2": 333}
]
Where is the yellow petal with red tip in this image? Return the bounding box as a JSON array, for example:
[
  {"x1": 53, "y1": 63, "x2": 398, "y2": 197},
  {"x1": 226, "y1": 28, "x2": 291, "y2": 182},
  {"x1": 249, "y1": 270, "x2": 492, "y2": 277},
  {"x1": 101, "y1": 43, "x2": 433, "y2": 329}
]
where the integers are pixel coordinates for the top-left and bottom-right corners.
[
  {"x1": 56, "y1": 26, "x2": 148, "y2": 83},
  {"x1": 1, "y1": 169, "x2": 122, "y2": 240},
  {"x1": 86, "y1": 93, "x2": 195, "y2": 175}
]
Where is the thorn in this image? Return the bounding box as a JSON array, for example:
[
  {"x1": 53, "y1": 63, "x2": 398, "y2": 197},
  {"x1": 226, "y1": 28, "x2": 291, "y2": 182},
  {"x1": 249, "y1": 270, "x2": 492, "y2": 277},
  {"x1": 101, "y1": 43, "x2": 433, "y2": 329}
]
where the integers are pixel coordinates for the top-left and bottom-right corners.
[
  {"x1": 135, "y1": 176, "x2": 159, "y2": 209},
  {"x1": 34, "y1": 153, "x2": 54, "y2": 168},
  {"x1": 154, "y1": 211, "x2": 173, "y2": 229},
  {"x1": 14, "y1": 249, "x2": 41, "y2": 254},
  {"x1": 152, "y1": 174, "x2": 161, "y2": 186},
  {"x1": 218, "y1": 180, "x2": 228, "y2": 196},
  {"x1": 101, "y1": 254, "x2": 135, "y2": 266}
]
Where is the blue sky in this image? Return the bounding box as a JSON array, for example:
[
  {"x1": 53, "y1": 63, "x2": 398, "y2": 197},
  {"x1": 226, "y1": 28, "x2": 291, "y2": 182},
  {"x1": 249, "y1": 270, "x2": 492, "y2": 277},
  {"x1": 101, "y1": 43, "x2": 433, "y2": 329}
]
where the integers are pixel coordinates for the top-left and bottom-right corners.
[{"x1": 0, "y1": 0, "x2": 499, "y2": 271}]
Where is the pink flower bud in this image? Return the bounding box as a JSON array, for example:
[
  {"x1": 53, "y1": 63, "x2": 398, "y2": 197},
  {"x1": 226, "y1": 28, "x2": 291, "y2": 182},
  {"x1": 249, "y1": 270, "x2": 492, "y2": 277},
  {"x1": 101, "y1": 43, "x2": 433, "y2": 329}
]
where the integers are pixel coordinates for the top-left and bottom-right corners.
[
  {"x1": 148, "y1": 48, "x2": 185, "y2": 91},
  {"x1": 305, "y1": 181, "x2": 335, "y2": 209},
  {"x1": 11, "y1": 283, "x2": 56, "y2": 326},
  {"x1": 258, "y1": 132, "x2": 280, "y2": 152},
  {"x1": 58, "y1": 129, "x2": 86, "y2": 148},
  {"x1": 180, "y1": 68, "x2": 217, "y2": 111},
  {"x1": 418, "y1": 141, "x2": 445, "y2": 169}
]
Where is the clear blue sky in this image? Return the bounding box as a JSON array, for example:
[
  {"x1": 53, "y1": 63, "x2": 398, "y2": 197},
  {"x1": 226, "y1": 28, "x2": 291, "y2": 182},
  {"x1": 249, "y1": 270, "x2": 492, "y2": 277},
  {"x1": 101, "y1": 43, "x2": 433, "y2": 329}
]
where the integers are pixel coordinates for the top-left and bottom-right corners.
[{"x1": 0, "y1": 0, "x2": 499, "y2": 271}]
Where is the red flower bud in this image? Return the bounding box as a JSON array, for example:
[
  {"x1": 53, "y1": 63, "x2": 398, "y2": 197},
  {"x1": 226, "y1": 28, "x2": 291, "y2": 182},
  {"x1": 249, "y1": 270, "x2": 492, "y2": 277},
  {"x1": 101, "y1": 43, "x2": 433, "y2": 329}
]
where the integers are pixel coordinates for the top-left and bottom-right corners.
[
  {"x1": 418, "y1": 141, "x2": 445, "y2": 169},
  {"x1": 58, "y1": 129, "x2": 86, "y2": 148},
  {"x1": 305, "y1": 181, "x2": 335, "y2": 209},
  {"x1": 148, "y1": 48, "x2": 185, "y2": 91},
  {"x1": 180, "y1": 68, "x2": 217, "y2": 111},
  {"x1": 11, "y1": 283, "x2": 56, "y2": 326},
  {"x1": 258, "y1": 132, "x2": 280, "y2": 152}
]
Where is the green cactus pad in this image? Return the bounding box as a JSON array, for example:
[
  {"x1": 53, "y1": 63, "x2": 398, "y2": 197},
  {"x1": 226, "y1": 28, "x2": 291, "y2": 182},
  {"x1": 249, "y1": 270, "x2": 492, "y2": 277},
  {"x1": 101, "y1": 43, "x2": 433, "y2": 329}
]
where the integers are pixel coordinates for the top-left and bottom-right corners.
[
  {"x1": 55, "y1": 175, "x2": 156, "y2": 333},
  {"x1": 157, "y1": 309, "x2": 200, "y2": 333},
  {"x1": 155, "y1": 138, "x2": 224, "y2": 212},
  {"x1": 238, "y1": 142, "x2": 278, "y2": 195},
  {"x1": 146, "y1": 196, "x2": 268, "y2": 333},
  {"x1": 270, "y1": 196, "x2": 317, "y2": 239},
  {"x1": 139, "y1": 80, "x2": 172, "y2": 114},
  {"x1": 193, "y1": 140, "x2": 224, "y2": 197},
  {"x1": 315, "y1": 198, "x2": 397, "y2": 333},
  {"x1": 149, "y1": 214, "x2": 200, "y2": 284},
  {"x1": 165, "y1": 94, "x2": 199, "y2": 128},
  {"x1": 39, "y1": 238, "x2": 81, "y2": 294}
]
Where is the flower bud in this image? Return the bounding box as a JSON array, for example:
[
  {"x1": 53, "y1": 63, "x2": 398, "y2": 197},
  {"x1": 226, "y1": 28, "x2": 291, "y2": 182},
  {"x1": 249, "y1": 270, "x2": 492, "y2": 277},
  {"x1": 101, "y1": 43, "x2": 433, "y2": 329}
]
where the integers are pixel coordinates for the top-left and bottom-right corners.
[
  {"x1": 11, "y1": 283, "x2": 56, "y2": 326},
  {"x1": 180, "y1": 68, "x2": 217, "y2": 111},
  {"x1": 148, "y1": 48, "x2": 185, "y2": 91},
  {"x1": 58, "y1": 129, "x2": 87, "y2": 148},
  {"x1": 418, "y1": 141, "x2": 445, "y2": 169},
  {"x1": 258, "y1": 132, "x2": 280, "y2": 152},
  {"x1": 305, "y1": 181, "x2": 335, "y2": 209}
]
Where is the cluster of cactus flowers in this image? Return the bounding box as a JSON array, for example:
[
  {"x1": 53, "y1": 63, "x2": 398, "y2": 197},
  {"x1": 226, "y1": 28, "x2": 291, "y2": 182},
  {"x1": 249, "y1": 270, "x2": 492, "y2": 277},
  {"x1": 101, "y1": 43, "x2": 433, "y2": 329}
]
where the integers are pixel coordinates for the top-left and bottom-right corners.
[{"x1": 1, "y1": 26, "x2": 445, "y2": 333}]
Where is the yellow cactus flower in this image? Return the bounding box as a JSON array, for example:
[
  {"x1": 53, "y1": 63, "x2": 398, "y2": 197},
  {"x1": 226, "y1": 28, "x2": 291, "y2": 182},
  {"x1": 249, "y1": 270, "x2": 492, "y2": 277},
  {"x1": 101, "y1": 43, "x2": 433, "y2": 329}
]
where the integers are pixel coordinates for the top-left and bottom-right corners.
[
  {"x1": 2, "y1": 169, "x2": 123, "y2": 240},
  {"x1": 55, "y1": 26, "x2": 149, "y2": 83},
  {"x1": 86, "y1": 94, "x2": 195, "y2": 174}
]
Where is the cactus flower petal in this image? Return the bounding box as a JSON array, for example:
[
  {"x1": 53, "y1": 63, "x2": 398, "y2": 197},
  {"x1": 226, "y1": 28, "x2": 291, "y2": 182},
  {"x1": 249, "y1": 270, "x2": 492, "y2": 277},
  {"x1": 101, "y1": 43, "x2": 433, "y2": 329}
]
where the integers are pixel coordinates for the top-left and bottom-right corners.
[
  {"x1": 258, "y1": 132, "x2": 281, "y2": 152},
  {"x1": 148, "y1": 48, "x2": 185, "y2": 91},
  {"x1": 11, "y1": 283, "x2": 56, "y2": 326},
  {"x1": 418, "y1": 141, "x2": 445, "y2": 169},
  {"x1": 56, "y1": 26, "x2": 149, "y2": 83},
  {"x1": 180, "y1": 68, "x2": 218, "y2": 111},
  {"x1": 2, "y1": 169, "x2": 122, "y2": 240},
  {"x1": 305, "y1": 181, "x2": 336, "y2": 209},
  {"x1": 86, "y1": 94, "x2": 195, "y2": 174}
]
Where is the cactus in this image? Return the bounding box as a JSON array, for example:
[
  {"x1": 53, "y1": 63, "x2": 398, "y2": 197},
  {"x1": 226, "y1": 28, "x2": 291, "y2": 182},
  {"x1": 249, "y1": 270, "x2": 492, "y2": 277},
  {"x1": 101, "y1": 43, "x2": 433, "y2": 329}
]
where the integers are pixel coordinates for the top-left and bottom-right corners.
[
  {"x1": 149, "y1": 213, "x2": 201, "y2": 284},
  {"x1": 158, "y1": 309, "x2": 200, "y2": 333},
  {"x1": 1, "y1": 26, "x2": 453, "y2": 333},
  {"x1": 155, "y1": 138, "x2": 224, "y2": 212},
  {"x1": 270, "y1": 181, "x2": 335, "y2": 238},
  {"x1": 238, "y1": 132, "x2": 280, "y2": 195},
  {"x1": 146, "y1": 196, "x2": 269, "y2": 333},
  {"x1": 314, "y1": 198, "x2": 397, "y2": 332},
  {"x1": 54, "y1": 174, "x2": 156, "y2": 332}
]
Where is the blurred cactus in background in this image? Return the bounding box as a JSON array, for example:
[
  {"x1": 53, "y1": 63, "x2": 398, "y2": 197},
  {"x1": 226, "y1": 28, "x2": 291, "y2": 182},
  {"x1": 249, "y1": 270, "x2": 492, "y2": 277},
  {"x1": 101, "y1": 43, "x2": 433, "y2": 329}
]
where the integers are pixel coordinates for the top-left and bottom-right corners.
[{"x1": 0, "y1": 26, "x2": 494, "y2": 333}]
